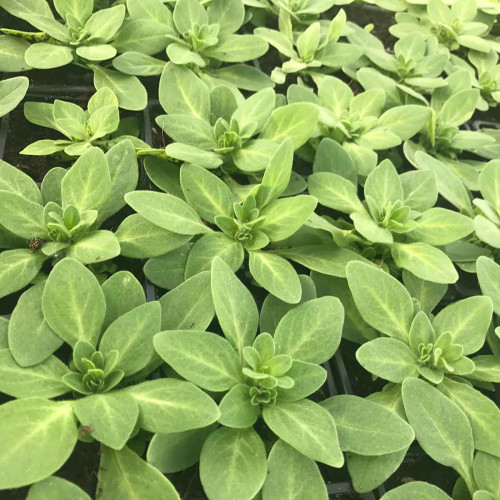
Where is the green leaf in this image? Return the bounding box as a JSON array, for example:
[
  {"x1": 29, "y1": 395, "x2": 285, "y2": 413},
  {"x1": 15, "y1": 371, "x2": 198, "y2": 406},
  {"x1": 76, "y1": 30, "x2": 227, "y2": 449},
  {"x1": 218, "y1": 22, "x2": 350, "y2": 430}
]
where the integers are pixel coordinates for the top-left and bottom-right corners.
[
  {"x1": 364, "y1": 160, "x2": 403, "y2": 209},
  {"x1": 185, "y1": 233, "x2": 243, "y2": 278},
  {"x1": 321, "y1": 395, "x2": 414, "y2": 455},
  {"x1": 258, "y1": 195, "x2": 317, "y2": 242},
  {"x1": 147, "y1": 425, "x2": 215, "y2": 473},
  {"x1": 263, "y1": 440, "x2": 328, "y2": 500},
  {"x1": 308, "y1": 172, "x2": 364, "y2": 214},
  {"x1": 125, "y1": 191, "x2": 210, "y2": 236},
  {"x1": 249, "y1": 251, "x2": 301, "y2": 304},
  {"x1": 255, "y1": 138, "x2": 293, "y2": 208},
  {"x1": 98, "y1": 445, "x2": 180, "y2": 500},
  {"x1": 402, "y1": 378, "x2": 474, "y2": 485},
  {"x1": 66, "y1": 230, "x2": 120, "y2": 265},
  {"x1": 27, "y1": 476, "x2": 91, "y2": 500},
  {"x1": 173, "y1": 0, "x2": 207, "y2": 33},
  {"x1": 157, "y1": 114, "x2": 215, "y2": 149},
  {"x1": 351, "y1": 212, "x2": 393, "y2": 244},
  {"x1": 402, "y1": 270, "x2": 447, "y2": 315},
  {"x1": 25, "y1": 43, "x2": 73, "y2": 69},
  {"x1": 391, "y1": 242, "x2": 458, "y2": 284},
  {"x1": 180, "y1": 164, "x2": 233, "y2": 222},
  {"x1": 0, "y1": 35, "x2": 31, "y2": 72},
  {"x1": 347, "y1": 449, "x2": 408, "y2": 494},
  {"x1": 0, "y1": 76, "x2": 28, "y2": 117},
  {"x1": 8, "y1": 282, "x2": 63, "y2": 366},
  {"x1": 73, "y1": 392, "x2": 138, "y2": 450},
  {"x1": 381, "y1": 482, "x2": 452, "y2": 499},
  {"x1": 100, "y1": 302, "x2": 161, "y2": 376},
  {"x1": 438, "y1": 378, "x2": 500, "y2": 458},
  {"x1": 0, "y1": 349, "x2": 69, "y2": 398},
  {"x1": 274, "y1": 297, "x2": 343, "y2": 364},
  {"x1": 42, "y1": 258, "x2": 106, "y2": 346},
  {"x1": 113, "y1": 52, "x2": 166, "y2": 76},
  {"x1": 410, "y1": 208, "x2": 474, "y2": 245},
  {"x1": 211, "y1": 257, "x2": 258, "y2": 356},
  {"x1": 0, "y1": 249, "x2": 47, "y2": 300},
  {"x1": 261, "y1": 103, "x2": 319, "y2": 149},
  {"x1": 473, "y1": 452, "x2": 500, "y2": 498},
  {"x1": 262, "y1": 400, "x2": 344, "y2": 467},
  {"x1": 206, "y1": 34, "x2": 268, "y2": 62},
  {"x1": 93, "y1": 66, "x2": 147, "y2": 111},
  {"x1": 0, "y1": 159, "x2": 42, "y2": 203},
  {"x1": 477, "y1": 257, "x2": 500, "y2": 315},
  {"x1": 159, "y1": 271, "x2": 214, "y2": 330},
  {"x1": 276, "y1": 244, "x2": 369, "y2": 278},
  {"x1": 200, "y1": 427, "x2": 267, "y2": 500},
  {"x1": 356, "y1": 338, "x2": 419, "y2": 383},
  {"x1": 207, "y1": 0, "x2": 244, "y2": 34},
  {"x1": 129, "y1": 378, "x2": 220, "y2": 433},
  {"x1": 113, "y1": 20, "x2": 170, "y2": 56},
  {"x1": 154, "y1": 330, "x2": 243, "y2": 391},
  {"x1": 346, "y1": 261, "x2": 413, "y2": 342},
  {"x1": 99, "y1": 140, "x2": 139, "y2": 221},
  {"x1": 0, "y1": 190, "x2": 46, "y2": 239},
  {"x1": 116, "y1": 214, "x2": 191, "y2": 258},
  {"x1": 101, "y1": 271, "x2": 146, "y2": 330},
  {"x1": 145, "y1": 246, "x2": 189, "y2": 290},
  {"x1": 159, "y1": 63, "x2": 209, "y2": 120},
  {"x1": 378, "y1": 105, "x2": 429, "y2": 140},
  {"x1": 468, "y1": 355, "x2": 500, "y2": 383},
  {"x1": 41, "y1": 167, "x2": 65, "y2": 205},
  {"x1": 0, "y1": 399, "x2": 77, "y2": 489},
  {"x1": 277, "y1": 361, "x2": 326, "y2": 402},
  {"x1": 218, "y1": 384, "x2": 259, "y2": 428},
  {"x1": 61, "y1": 148, "x2": 111, "y2": 213},
  {"x1": 85, "y1": 5, "x2": 125, "y2": 43},
  {"x1": 433, "y1": 296, "x2": 493, "y2": 355},
  {"x1": 439, "y1": 89, "x2": 479, "y2": 127},
  {"x1": 401, "y1": 170, "x2": 438, "y2": 212}
]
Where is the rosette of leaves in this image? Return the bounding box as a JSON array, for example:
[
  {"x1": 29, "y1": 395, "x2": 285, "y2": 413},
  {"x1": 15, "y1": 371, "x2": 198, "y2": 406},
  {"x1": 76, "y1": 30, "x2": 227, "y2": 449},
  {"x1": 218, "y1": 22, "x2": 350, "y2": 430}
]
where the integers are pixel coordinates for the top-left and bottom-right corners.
[
  {"x1": 151, "y1": 257, "x2": 345, "y2": 499},
  {"x1": 288, "y1": 75, "x2": 431, "y2": 175},
  {"x1": 118, "y1": 139, "x2": 321, "y2": 303},
  {"x1": 447, "y1": 50, "x2": 500, "y2": 110},
  {"x1": 0, "y1": 143, "x2": 138, "y2": 299},
  {"x1": 341, "y1": 262, "x2": 500, "y2": 495},
  {"x1": 0, "y1": 76, "x2": 28, "y2": 117},
  {"x1": 346, "y1": 28, "x2": 450, "y2": 105},
  {"x1": 153, "y1": 63, "x2": 318, "y2": 172},
  {"x1": 404, "y1": 70, "x2": 498, "y2": 189},
  {"x1": 0, "y1": 0, "x2": 147, "y2": 110},
  {"x1": 21, "y1": 88, "x2": 148, "y2": 157},
  {"x1": 308, "y1": 154, "x2": 475, "y2": 283},
  {"x1": 0, "y1": 258, "x2": 219, "y2": 495},
  {"x1": 389, "y1": 0, "x2": 497, "y2": 54},
  {"x1": 255, "y1": 10, "x2": 362, "y2": 84},
  {"x1": 113, "y1": 0, "x2": 271, "y2": 91}
]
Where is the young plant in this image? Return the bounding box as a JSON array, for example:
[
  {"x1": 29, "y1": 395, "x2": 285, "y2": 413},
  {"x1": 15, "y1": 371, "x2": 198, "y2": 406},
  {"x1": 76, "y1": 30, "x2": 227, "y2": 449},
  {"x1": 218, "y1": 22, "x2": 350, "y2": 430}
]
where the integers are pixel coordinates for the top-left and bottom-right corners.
[
  {"x1": 118, "y1": 139, "x2": 319, "y2": 303},
  {"x1": 255, "y1": 10, "x2": 362, "y2": 84},
  {"x1": 113, "y1": 0, "x2": 271, "y2": 91},
  {"x1": 151, "y1": 257, "x2": 345, "y2": 499},
  {"x1": 404, "y1": 70, "x2": 497, "y2": 186},
  {"x1": 308, "y1": 154, "x2": 474, "y2": 283},
  {"x1": 21, "y1": 88, "x2": 147, "y2": 157},
  {"x1": 153, "y1": 63, "x2": 318, "y2": 172},
  {"x1": 389, "y1": 0, "x2": 496, "y2": 54},
  {"x1": 347, "y1": 28, "x2": 450, "y2": 105},
  {"x1": 343, "y1": 263, "x2": 499, "y2": 495},
  {"x1": 0, "y1": 258, "x2": 219, "y2": 495},
  {"x1": 288, "y1": 75, "x2": 430, "y2": 175},
  {"x1": 448, "y1": 50, "x2": 500, "y2": 110},
  {"x1": 0, "y1": 143, "x2": 138, "y2": 299},
  {"x1": 0, "y1": 76, "x2": 28, "y2": 117},
  {"x1": 0, "y1": 0, "x2": 147, "y2": 110}
]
